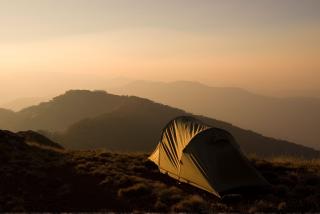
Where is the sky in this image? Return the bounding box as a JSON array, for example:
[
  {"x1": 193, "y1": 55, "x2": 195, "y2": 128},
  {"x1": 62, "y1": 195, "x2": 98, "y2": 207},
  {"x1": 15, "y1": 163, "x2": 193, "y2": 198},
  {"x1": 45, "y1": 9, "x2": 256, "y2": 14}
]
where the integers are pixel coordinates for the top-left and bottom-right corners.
[{"x1": 0, "y1": 0, "x2": 320, "y2": 101}]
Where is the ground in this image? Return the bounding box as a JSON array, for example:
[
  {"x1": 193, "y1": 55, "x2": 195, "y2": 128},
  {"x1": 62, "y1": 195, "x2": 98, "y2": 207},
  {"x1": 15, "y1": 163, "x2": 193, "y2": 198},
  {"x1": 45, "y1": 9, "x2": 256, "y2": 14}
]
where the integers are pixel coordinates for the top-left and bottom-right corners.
[{"x1": 0, "y1": 141, "x2": 319, "y2": 212}]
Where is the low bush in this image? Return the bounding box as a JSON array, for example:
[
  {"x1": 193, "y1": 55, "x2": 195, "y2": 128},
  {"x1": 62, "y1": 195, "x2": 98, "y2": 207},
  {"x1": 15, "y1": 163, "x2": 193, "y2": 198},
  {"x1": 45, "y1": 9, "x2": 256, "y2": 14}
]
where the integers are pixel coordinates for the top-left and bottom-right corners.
[
  {"x1": 171, "y1": 195, "x2": 208, "y2": 213},
  {"x1": 117, "y1": 183, "x2": 152, "y2": 199}
]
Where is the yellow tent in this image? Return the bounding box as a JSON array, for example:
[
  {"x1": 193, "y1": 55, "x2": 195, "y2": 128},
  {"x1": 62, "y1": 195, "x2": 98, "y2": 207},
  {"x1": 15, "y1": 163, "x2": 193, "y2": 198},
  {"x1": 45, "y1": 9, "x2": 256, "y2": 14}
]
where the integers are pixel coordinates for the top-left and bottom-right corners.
[{"x1": 149, "y1": 116, "x2": 268, "y2": 198}]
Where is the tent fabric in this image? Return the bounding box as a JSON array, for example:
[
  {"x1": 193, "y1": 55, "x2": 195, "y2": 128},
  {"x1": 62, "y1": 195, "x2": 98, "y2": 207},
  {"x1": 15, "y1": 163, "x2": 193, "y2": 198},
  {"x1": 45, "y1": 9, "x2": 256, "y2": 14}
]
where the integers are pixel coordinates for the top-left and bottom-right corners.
[{"x1": 149, "y1": 116, "x2": 268, "y2": 198}]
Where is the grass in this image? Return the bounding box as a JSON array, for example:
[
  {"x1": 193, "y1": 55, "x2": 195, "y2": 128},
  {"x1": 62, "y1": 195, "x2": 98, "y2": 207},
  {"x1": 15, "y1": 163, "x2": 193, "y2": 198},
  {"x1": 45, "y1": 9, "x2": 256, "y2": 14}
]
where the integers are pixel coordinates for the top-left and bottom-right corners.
[{"x1": 0, "y1": 142, "x2": 320, "y2": 212}]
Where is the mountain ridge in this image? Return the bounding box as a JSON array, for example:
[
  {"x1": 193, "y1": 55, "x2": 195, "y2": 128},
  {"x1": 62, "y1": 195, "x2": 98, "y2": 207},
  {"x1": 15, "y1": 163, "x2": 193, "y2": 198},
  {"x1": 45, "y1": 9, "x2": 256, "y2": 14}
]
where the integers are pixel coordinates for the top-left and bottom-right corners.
[
  {"x1": 111, "y1": 80, "x2": 320, "y2": 149},
  {"x1": 0, "y1": 89, "x2": 318, "y2": 158},
  {"x1": 56, "y1": 100, "x2": 319, "y2": 158}
]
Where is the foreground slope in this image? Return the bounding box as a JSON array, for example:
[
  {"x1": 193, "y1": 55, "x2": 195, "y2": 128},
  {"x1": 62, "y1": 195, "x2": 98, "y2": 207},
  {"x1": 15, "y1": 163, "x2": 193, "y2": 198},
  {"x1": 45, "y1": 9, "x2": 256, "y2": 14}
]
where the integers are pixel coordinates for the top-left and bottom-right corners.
[
  {"x1": 112, "y1": 80, "x2": 320, "y2": 149},
  {"x1": 0, "y1": 130, "x2": 319, "y2": 212}
]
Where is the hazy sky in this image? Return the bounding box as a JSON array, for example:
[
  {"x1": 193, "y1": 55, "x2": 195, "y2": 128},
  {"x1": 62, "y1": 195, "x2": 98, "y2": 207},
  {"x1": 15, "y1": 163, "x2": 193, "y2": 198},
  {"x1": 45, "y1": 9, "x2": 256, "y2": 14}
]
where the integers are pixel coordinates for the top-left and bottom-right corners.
[{"x1": 1, "y1": 0, "x2": 320, "y2": 98}]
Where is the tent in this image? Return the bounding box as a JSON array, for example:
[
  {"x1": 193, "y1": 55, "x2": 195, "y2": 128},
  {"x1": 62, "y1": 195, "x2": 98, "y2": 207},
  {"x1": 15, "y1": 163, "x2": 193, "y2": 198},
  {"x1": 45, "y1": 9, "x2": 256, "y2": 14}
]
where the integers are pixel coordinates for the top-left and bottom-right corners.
[{"x1": 149, "y1": 116, "x2": 268, "y2": 197}]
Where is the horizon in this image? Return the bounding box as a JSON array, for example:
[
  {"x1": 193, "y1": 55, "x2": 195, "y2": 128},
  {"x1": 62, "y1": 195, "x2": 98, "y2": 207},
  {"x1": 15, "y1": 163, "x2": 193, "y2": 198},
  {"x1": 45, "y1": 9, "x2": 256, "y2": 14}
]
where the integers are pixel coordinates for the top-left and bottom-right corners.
[
  {"x1": 1, "y1": 74, "x2": 320, "y2": 109},
  {"x1": 1, "y1": 76, "x2": 320, "y2": 109},
  {"x1": 1, "y1": 0, "x2": 320, "y2": 101}
]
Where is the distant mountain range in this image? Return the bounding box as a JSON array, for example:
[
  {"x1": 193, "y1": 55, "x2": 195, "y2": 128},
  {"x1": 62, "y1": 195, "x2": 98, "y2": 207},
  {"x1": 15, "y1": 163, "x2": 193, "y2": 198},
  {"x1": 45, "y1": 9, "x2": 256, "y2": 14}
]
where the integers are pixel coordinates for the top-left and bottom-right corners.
[
  {"x1": 110, "y1": 80, "x2": 320, "y2": 150},
  {"x1": 0, "y1": 71, "x2": 132, "y2": 107},
  {"x1": 0, "y1": 97, "x2": 49, "y2": 112},
  {"x1": 0, "y1": 90, "x2": 318, "y2": 158}
]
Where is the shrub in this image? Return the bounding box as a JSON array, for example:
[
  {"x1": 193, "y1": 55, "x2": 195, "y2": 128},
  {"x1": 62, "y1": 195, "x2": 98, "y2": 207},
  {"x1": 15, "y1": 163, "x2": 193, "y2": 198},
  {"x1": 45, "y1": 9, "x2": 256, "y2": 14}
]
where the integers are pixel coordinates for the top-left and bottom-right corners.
[
  {"x1": 248, "y1": 200, "x2": 276, "y2": 213},
  {"x1": 171, "y1": 195, "x2": 208, "y2": 213},
  {"x1": 157, "y1": 186, "x2": 183, "y2": 205},
  {"x1": 129, "y1": 165, "x2": 146, "y2": 173},
  {"x1": 302, "y1": 175, "x2": 319, "y2": 186},
  {"x1": 114, "y1": 174, "x2": 132, "y2": 187},
  {"x1": 277, "y1": 202, "x2": 286, "y2": 211},
  {"x1": 154, "y1": 200, "x2": 168, "y2": 211},
  {"x1": 5, "y1": 196, "x2": 25, "y2": 212},
  {"x1": 117, "y1": 183, "x2": 152, "y2": 199},
  {"x1": 274, "y1": 185, "x2": 289, "y2": 197},
  {"x1": 262, "y1": 171, "x2": 280, "y2": 184},
  {"x1": 210, "y1": 202, "x2": 229, "y2": 212},
  {"x1": 293, "y1": 185, "x2": 314, "y2": 197},
  {"x1": 304, "y1": 194, "x2": 320, "y2": 210}
]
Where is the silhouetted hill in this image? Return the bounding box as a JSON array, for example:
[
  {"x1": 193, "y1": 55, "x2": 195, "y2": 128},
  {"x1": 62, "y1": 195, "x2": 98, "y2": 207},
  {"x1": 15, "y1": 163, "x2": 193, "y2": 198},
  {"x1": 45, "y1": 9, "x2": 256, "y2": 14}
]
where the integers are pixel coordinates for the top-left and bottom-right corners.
[
  {"x1": 17, "y1": 90, "x2": 130, "y2": 131},
  {"x1": 18, "y1": 130, "x2": 64, "y2": 149},
  {"x1": 0, "y1": 129, "x2": 63, "y2": 150},
  {"x1": 0, "y1": 90, "x2": 318, "y2": 158},
  {"x1": 0, "y1": 108, "x2": 15, "y2": 120},
  {"x1": 57, "y1": 97, "x2": 185, "y2": 151},
  {"x1": 0, "y1": 108, "x2": 15, "y2": 116},
  {"x1": 111, "y1": 80, "x2": 320, "y2": 149},
  {"x1": 0, "y1": 90, "x2": 128, "y2": 131},
  {"x1": 56, "y1": 98, "x2": 319, "y2": 158},
  {"x1": 0, "y1": 130, "x2": 319, "y2": 212},
  {"x1": 0, "y1": 109, "x2": 17, "y2": 130},
  {"x1": 0, "y1": 130, "x2": 27, "y2": 150}
]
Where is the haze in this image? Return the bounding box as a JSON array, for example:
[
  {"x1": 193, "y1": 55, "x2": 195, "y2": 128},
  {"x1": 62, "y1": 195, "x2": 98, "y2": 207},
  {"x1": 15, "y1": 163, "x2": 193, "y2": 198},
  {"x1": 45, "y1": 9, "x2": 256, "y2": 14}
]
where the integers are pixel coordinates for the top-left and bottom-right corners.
[{"x1": 1, "y1": 0, "x2": 320, "y2": 104}]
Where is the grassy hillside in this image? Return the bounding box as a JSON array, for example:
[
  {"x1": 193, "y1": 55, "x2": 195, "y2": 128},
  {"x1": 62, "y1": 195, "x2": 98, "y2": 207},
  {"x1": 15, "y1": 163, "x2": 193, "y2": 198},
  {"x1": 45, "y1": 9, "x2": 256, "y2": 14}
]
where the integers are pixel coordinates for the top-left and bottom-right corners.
[
  {"x1": 112, "y1": 80, "x2": 320, "y2": 149},
  {"x1": 0, "y1": 131, "x2": 319, "y2": 212}
]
